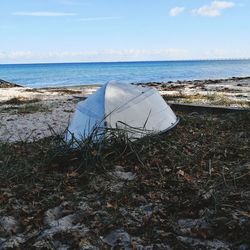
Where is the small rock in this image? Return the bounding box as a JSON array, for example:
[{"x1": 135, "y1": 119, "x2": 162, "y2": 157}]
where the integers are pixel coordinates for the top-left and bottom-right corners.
[
  {"x1": 109, "y1": 182, "x2": 124, "y2": 193},
  {"x1": 113, "y1": 166, "x2": 136, "y2": 181},
  {"x1": 149, "y1": 243, "x2": 172, "y2": 249},
  {"x1": 43, "y1": 202, "x2": 73, "y2": 227},
  {"x1": 238, "y1": 244, "x2": 250, "y2": 250},
  {"x1": 107, "y1": 166, "x2": 136, "y2": 193},
  {"x1": 0, "y1": 237, "x2": 6, "y2": 246},
  {"x1": 80, "y1": 244, "x2": 99, "y2": 250},
  {"x1": 102, "y1": 229, "x2": 131, "y2": 249},
  {"x1": 1, "y1": 235, "x2": 26, "y2": 249},
  {"x1": 178, "y1": 217, "x2": 212, "y2": 238},
  {"x1": 78, "y1": 201, "x2": 91, "y2": 213},
  {"x1": 0, "y1": 216, "x2": 22, "y2": 236},
  {"x1": 177, "y1": 236, "x2": 231, "y2": 249}
]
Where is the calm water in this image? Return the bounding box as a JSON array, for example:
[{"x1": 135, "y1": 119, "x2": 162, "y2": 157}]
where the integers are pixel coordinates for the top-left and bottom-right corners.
[{"x1": 0, "y1": 60, "x2": 250, "y2": 88}]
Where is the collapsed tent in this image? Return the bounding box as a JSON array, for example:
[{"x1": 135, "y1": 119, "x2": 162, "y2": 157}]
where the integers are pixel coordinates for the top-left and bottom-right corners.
[{"x1": 65, "y1": 81, "x2": 179, "y2": 142}]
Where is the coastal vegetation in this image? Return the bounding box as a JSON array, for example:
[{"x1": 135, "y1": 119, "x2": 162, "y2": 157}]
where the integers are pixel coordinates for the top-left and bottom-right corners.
[
  {"x1": 0, "y1": 78, "x2": 249, "y2": 248},
  {"x1": 0, "y1": 97, "x2": 51, "y2": 115},
  {"x1": 2, "y1": 97, "x2": 41, "y2": 105},
  {"x1": 164, "y1": 92, "x2": 250, "y2": 107},
  {"x1": 0, "y1": 111, "x2": 249, "y2": 248}
]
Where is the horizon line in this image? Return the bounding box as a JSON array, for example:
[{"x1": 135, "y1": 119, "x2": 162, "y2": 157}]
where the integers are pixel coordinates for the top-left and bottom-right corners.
[{"x1": 1, "y1": 58, "x2": 250, "y2": 66}]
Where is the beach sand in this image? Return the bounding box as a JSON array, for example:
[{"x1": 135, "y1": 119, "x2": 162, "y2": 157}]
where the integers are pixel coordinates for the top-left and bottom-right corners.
[
  {"x1": 0, "y1": 77, "x2": 249, "y2": 142},
  {"x1": 0, "y1": 85, "x2": 99, "y2": 142}
]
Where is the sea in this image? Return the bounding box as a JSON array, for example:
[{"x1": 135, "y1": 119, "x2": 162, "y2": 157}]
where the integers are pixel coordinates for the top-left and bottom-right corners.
[{"x1": 0, "y1": 59, "x2": 250, "y2": 88}]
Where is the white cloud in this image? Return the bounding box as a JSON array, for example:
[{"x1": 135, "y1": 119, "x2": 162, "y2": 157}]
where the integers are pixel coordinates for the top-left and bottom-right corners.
[
  {"x1": 12, "y1": 12, "x2": 77, "y2": 17},
  {"x1": 192, "y1": 1, "x2": 235, "y2": 17},
  {"x1": 78, "y1": 16, "x2": 122, "y2": 21},
  {"x1": 1, "y1": 48, "x2": 249, "y2": 63},
  {"x1": 169, "y1": 7, "x2": 185, "y2": 17},
  {"x1": 0, "y1": 49, "x2": 189, "y2": 63}
]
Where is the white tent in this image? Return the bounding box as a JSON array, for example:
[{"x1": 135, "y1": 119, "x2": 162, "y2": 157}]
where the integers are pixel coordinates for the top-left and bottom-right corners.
[{"x1": 65, "y1": 81, "x2": 178, "y2": 142}]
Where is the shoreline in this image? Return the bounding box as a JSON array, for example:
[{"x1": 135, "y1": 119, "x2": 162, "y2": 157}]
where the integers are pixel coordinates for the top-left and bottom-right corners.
[
  {"x1": 1, "y1": 75, "x2": 250, "y2": 89},
  {"x1": 0, "y1": 77, "x2": 249, "y2": 142}
]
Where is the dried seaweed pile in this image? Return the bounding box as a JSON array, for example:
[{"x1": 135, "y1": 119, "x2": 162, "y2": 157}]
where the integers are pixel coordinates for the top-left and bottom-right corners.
[
  {"x1": 0, "y1": 79, "x2": 21, "y2": 88},
  {"x1": 0, "y1": 111, "x2": 249, "y2": 249}
]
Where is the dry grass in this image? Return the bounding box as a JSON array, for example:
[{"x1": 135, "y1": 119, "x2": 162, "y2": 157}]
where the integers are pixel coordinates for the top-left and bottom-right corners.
[
  {"x1": 1, "y1": 103, "x2": 50, "y2": 114},
  {"x1": 17, "y1": 103, "x2": 50, "y2": 114},
  {"x1": 164, "y1": 92, "x2": 250, "y2": 107},
  {"x1": 0, "y1": 97, "x2": 50, "y2": 114},
  {"x1": 48, "y1": 88, "x2": 83, "y2": 94},
  {"x1": 0, "y1": 111, "x2": 249, "y2": 248},
  {"x1": 2, "y1": 97, "x2": 41, "y2": 105}
]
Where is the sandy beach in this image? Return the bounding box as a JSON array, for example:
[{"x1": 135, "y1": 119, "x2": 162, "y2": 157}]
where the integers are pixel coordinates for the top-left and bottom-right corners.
[{"x1": 0, "y1": 77, "x2": 249, "y2": 142}]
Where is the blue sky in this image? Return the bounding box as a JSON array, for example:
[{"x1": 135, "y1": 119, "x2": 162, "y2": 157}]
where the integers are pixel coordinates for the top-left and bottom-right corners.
[{"x1": 0, "y1": 0, "x2": 249, "y2": 63}]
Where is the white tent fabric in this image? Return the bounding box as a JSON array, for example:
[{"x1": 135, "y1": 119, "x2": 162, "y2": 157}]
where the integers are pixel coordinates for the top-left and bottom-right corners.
[{"x1": 65, "y1": 81, "x2": 178, "y2": 142}]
